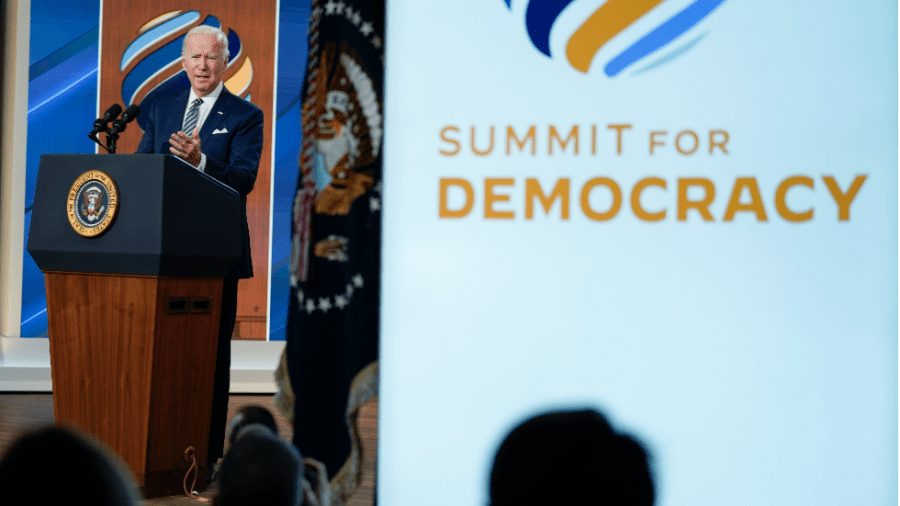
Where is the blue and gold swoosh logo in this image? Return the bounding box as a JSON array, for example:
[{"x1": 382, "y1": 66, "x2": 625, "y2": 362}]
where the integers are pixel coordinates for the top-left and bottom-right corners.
[{"x1": 506, "y1": 0, "x2": 727, "y2": 76}]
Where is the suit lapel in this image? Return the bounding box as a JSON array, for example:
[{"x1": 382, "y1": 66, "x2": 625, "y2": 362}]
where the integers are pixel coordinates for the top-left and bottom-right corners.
[
  {"x1": 166, "y1": 90, "x2": 190, "y2": 137},
  {"x1": 200, "y1": 88, "x2": 233, "y2": 145}
]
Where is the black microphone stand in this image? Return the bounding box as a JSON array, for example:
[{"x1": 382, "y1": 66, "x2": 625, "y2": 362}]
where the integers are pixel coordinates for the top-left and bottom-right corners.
[
  {"x1": 105, "y1": 128, "x2": 121, "y2": 154},
  {"x1": 89, "y1": 131, "x2": 112, "y2": 153}
]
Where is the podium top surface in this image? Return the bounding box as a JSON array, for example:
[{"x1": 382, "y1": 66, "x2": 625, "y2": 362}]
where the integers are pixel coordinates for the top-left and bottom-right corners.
[{"x1": 27, "y1": 154, "x2": 242, "y2": 277}]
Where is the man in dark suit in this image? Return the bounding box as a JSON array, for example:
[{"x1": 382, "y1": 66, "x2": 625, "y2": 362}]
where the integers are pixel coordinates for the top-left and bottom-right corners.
[{"x1": 136, "y1": 24, "x2": 264, "y2": 475}]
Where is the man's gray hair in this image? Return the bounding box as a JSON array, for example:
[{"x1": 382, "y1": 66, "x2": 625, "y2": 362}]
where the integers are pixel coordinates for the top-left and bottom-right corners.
[{"x1": 182, "y1": 25, "x2": 230, "y2": 61}]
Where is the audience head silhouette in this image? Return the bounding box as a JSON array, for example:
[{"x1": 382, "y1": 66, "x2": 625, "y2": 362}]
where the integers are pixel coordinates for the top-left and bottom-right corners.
[
  {"x1": 489, "y1": 408, "x2": 654, "y2": 506},
  {"x1": 215, "y1": 405, "x2": 303, "y2": 506},
  {"x1": 226, "y1": 404, "x2": 280, "y2": 447},
  {"x1": 0, "y1": 424, "x2": 141, "y2": 505}
]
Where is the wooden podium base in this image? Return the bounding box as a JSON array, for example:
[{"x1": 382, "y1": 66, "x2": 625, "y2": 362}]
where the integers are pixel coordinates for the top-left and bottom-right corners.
[{"x1": 45, "y1": 272, "x2": 222, "y2": 497}]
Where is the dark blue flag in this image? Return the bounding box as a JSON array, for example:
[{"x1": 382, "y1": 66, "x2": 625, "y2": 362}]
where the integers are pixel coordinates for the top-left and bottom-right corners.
[{"x1": 285, "y1": 0, "x2": 384, "y2": 502}]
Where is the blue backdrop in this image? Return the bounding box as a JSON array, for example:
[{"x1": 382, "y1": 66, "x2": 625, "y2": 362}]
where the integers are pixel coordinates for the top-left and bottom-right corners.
[{"x1": 21, "y1": 0, "x2": 310, "y2": 341}]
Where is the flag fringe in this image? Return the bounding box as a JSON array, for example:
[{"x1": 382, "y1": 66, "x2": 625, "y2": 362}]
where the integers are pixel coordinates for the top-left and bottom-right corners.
[
  {"x1": 273, "y1": 354, "x2": 379, "y2": 505},
  {"x1": 330, "y1": 361, "x2": 379, "y2": 505}
]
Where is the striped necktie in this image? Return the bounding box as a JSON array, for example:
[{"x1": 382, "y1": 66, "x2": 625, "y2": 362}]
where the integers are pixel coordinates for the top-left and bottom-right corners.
[{"x1": 182, "y1": 98, "x2": 203, "y2": 135}]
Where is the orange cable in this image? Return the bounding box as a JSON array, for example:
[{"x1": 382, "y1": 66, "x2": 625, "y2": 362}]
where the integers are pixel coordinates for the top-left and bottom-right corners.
[{"x1": 183, "y1": 446, "x2": 211, "y2": 502}]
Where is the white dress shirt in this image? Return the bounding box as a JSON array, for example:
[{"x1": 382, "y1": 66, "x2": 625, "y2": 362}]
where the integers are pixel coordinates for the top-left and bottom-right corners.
[{"x1": 181, "y1": 81, "x2": 224, "y2": 172}]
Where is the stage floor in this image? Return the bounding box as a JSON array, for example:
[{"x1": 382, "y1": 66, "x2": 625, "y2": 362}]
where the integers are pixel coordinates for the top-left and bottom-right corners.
[{"x1": 0, "y1": 393, "x2": 376, "y2": 506}]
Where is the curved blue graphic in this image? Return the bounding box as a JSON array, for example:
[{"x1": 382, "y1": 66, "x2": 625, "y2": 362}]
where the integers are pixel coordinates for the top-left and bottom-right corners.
[
  {"x1": 525, "y1": 0, "x2": 576, "y2": 56},
  {"x1": 121, "y1": 36, "x2": 184, "y2": 106},
  {"x1": 120, "y1": 11, "x2": 200, "y2": 71},
  {"x1": 506, "y1": 0, "x2": 727, "y2": 76},
  {"x1": 227, "y1": 28, "x2": 242, "y2": 64},
  {"x1": 631, "y1": 32, "x2": 706, "y2": 76},
  {"x1": 605, "y1": 0, "x2": 727, "y2": 76}
]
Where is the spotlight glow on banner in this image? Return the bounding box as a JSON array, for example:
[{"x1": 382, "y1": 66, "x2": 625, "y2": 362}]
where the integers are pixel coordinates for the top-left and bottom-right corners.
[{"x1": 380, "y1": 1, "x2": 897, "y2": 505}]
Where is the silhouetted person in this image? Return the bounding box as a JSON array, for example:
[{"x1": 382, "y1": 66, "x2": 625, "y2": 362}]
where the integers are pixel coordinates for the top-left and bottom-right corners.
[
  {"x1": 215, "y1": 405, "x2": 331, "y2": 506},
  {"x1": 0, "y1": 425, "x2": 141, "y2": 505},
  {"x1": 225, "y1": 404, "x2": 280, "y2": 447},
  {"x1": 489, "y1": 408, "x2": 654, "y2": 506}
]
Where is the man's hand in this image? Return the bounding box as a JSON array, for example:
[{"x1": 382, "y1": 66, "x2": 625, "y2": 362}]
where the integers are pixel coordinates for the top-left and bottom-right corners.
[{"x1": 169, "y1": 127, "x2": 202, "y2": 167}]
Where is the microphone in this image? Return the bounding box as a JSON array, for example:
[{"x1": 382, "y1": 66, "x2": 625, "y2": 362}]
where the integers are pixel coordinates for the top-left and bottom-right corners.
[
  {"x1": 105, "y1": 104, "x2": 141, "y2": 153},
  {"x1": 108, "y1": 104, "x2": 141, "y2": 135},
  {"x1": 88, "y1": 103, "x2": 122, "y2": 137}
]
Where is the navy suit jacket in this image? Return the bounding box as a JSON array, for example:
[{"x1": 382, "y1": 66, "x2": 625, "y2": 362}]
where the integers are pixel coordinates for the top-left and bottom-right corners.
[{"x1": 137, "y1": 87, "x2": 263, "y2": 279}]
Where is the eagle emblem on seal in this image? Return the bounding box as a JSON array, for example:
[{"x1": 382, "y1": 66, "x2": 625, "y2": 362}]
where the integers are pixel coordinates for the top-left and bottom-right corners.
[
  {"x1": 310, "y1": 44, "x2": 382, "y2": 217},
  {"x1": 81, "y1": 186, "x2": 106, "y2": 222},
  {"x1": 67, "y1": 170, "x2": 119, "y2": 237}
]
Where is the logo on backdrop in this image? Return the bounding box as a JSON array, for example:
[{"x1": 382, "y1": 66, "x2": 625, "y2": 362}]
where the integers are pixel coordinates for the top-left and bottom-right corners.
[
  {"x1": 119, "y1": 10, "x2": 253, "y2": 131},
  {"x1": 67, "y1": 171, "x2": 119, "y2": 237},
  {"x1": 503, "y1": 0, "x2": 727, "y2": 76},
  {"x1": 431, "y1": 2, "x2": 869, "y2": 223}
]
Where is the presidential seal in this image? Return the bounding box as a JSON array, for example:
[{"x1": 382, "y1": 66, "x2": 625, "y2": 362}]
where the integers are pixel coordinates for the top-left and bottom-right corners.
[{"x1": 67, "y1": 170, "x2": 119, "y2": 237}]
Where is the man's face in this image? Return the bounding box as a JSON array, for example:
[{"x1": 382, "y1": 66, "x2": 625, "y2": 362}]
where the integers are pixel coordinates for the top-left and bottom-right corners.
[{"x1": 182, "y1": 33, "x2": 226, "y2": 97}]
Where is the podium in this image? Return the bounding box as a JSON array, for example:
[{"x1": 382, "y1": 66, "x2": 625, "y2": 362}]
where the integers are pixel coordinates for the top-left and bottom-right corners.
[{"x1": 27, "y1": 154, "x2": 242, "y2": 497}]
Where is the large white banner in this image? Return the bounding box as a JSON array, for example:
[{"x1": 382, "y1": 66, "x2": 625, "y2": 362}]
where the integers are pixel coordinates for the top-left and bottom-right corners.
[{"x1": 380, "y1": 1, "x2": 897, "y2": 505}]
